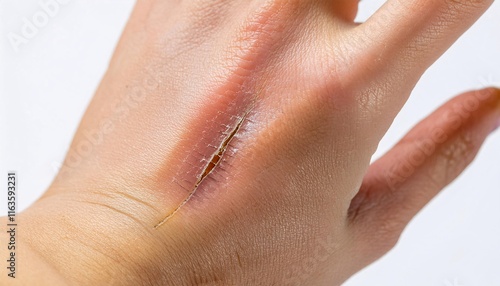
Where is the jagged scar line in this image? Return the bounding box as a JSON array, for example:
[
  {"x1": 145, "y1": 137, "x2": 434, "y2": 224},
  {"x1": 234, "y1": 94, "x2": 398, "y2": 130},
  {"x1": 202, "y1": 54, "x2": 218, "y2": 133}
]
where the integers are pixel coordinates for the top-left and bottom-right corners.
[{"x1": 154, "y1": 113, "x2": 248, "y2": 229}]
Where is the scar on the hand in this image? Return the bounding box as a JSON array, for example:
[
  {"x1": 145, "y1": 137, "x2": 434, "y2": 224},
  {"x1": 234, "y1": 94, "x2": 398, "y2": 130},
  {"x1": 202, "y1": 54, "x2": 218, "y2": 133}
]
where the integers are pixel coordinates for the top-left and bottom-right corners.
[{"x1": 154, "y1": 113, "x2": 247, "y2": 229}]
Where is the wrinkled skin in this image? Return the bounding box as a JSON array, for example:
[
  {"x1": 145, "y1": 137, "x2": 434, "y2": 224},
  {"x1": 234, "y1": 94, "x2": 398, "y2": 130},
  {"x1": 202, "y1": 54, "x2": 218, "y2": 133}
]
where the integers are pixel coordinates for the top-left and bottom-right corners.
[{"x1": 4, "y1": 0, "x2": 500, "y2": 285}]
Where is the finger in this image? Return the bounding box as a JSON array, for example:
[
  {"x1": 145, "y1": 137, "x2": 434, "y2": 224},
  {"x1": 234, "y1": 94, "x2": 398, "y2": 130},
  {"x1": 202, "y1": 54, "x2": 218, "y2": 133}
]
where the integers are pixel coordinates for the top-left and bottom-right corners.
[
  {"x1": 357, "y1": 0, "x2": 494, "y2": 76},
  {"x1": 348, "y1": 88, "x2": 500, "y2": 252}
]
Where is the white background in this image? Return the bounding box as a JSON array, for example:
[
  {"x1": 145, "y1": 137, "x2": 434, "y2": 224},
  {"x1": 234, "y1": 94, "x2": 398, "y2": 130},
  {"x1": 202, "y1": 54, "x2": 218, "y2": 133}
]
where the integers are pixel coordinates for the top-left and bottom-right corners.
[{"x1": 0, "y1": 1, "x2": 499, "y2": 285}]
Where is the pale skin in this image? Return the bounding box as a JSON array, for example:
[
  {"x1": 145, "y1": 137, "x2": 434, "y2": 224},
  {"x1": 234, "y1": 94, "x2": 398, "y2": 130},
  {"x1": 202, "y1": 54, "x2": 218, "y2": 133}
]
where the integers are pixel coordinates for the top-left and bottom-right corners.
[{"x1": 3, "y1": 0, "x2": 500, "y2": 285}]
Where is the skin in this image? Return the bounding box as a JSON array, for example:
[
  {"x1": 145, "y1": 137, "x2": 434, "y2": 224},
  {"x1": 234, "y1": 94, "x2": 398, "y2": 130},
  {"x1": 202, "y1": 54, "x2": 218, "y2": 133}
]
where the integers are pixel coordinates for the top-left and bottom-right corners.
[{"x1": 3, "y1": 0, "x2": 500, "y2": 285}]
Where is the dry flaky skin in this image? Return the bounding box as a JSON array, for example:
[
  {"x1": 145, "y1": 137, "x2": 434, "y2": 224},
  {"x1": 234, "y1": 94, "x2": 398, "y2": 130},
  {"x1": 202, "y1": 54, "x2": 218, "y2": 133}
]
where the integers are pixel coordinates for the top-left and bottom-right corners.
[
  {"x1": 4, "y1": 0, "x2": 500, "y2": 285},
  {"x1": 154, "y1": 111, "x2": 249, "y2": 229}
]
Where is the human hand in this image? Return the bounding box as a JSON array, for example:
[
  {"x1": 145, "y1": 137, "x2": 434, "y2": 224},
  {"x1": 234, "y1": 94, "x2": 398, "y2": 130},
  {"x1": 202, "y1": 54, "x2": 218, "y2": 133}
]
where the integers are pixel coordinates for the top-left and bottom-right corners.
[{"x1": 7, "y1": 0, "x2": 499, "y2": 285}]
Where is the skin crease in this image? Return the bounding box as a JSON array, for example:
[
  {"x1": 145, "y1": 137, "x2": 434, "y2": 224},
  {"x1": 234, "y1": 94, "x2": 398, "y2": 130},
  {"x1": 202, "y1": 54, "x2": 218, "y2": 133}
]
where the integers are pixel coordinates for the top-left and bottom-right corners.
[{"x1": 2, "y1": 0, "x2": 499, "y2": 285}]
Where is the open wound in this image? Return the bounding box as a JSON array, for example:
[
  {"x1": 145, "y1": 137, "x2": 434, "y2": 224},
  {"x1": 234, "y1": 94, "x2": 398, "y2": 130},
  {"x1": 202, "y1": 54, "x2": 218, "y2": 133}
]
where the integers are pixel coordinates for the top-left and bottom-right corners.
[{"x1": 154, "y1": 114, "x2": 247, "y2": 229}]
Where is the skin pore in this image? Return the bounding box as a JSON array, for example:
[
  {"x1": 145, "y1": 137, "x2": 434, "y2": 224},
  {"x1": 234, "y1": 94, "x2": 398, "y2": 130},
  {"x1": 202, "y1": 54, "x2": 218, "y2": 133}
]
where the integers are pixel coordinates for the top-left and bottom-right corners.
[{"x1": 3, "y1": 0, "x2": 499, "y2": 285}]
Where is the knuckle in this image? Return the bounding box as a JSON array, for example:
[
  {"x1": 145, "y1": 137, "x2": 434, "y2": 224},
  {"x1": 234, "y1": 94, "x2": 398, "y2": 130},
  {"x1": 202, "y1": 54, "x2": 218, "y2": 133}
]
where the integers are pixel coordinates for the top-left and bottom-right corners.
[
  {"x1": 355, "y1": 86, "x2": 386, "y2": 119},
  {"x1": 433, "y1": 131, "x2": 476, "y2": 184},
  {"x1": 442, "y1": 0, "x2": 492, "y2": 19},
  {"x1": 445, "y1": 0, "x2": 491, "y2": 9}
]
